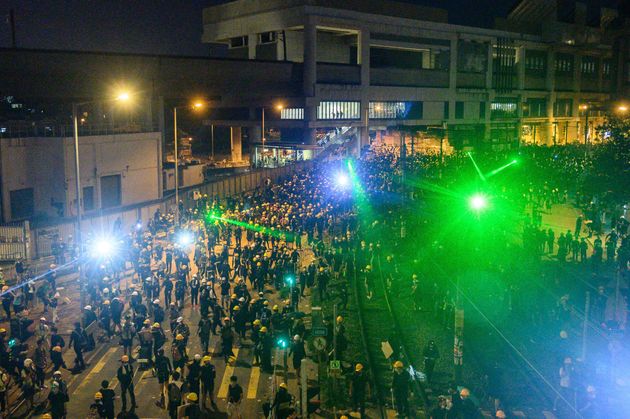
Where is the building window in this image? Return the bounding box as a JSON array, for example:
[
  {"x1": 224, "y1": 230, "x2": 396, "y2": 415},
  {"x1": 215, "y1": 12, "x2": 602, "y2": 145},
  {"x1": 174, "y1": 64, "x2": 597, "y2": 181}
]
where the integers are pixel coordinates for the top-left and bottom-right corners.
[
  {"x1": 455, "y1": 102, "x2": 464, "y2": 119},
  {"x1": 491, "y1": 98, "x2": 518, "y2": 119},
  {"x1": 10, "y1": 188, "x2": 34, "y2": 220},
  {"x1": 259, "y1": 32, "x2": 276, "y2": 44},
  {"x1": 525, "y1": 50, "x2": 546, "y2": 72},
  {"x1": 443, "y1": 101, "x2": 450, "y2": 119},
  {"x1": 280, "y1": 108, "x2": 304, "y2": 120},
  {"x1": 479, "y1": 102, "x2": 486, "y2": 119},
  {"x1": 100, "y1": 174, "x2": 122, "y2": 209},
  {"x1": 229, "y1": 36, "x2": 248, "y2": 49},
  {"x1": 523, "y1": 98, "x2": 547, "y2": 117},
  {"x1": 317, "y1": 101, "x2": 361, "y2": 120},
  {"x1": 554, "y1": 99, "x2": 573, "y2": 117},
  {"x1": 369, "y1": 102, "x2": 422, "y2": 119},
  {"x1": 555, "y1": 54, "x2": 574, "y2": 73},
  {"x1": 581, "y1": 56, "x2": 597, "y2": 76},
  {"x1": 602, "y1": 59, "x2": 611, "y2": 78},
  {"x1": 83, "y1": 186, "x2": 95, "y2": 211}
]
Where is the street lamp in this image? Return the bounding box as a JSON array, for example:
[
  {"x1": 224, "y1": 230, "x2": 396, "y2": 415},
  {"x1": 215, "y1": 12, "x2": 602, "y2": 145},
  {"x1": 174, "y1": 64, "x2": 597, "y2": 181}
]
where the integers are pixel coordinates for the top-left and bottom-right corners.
[
  {"x1": 617, "y1": 105, "x2": 628, "y2": 113},
  {"x1": 173, "y1": 100, "x2": 206, "y2": 226},
  {"x1": 72, "y1": 90, "x2": 131, "y2": 306},
  {"x1": 579, "y1": 104, "x2": 590, "y2": 145},
  {"x1": 261, "y1": 103, "x2": 284, "y2": 148}
]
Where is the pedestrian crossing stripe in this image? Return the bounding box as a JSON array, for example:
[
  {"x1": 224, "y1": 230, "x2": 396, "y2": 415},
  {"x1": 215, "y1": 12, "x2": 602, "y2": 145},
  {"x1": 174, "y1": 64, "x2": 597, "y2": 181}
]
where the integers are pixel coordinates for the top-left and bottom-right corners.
[
  {"x1": 75, "y1": 347, "x2": 119, "y2": 391},
  {"x1": 217, "y1": 348, "x2": 239, "y2": 399},
  {"x1": 247, "y1": 367, "x2": 260, "y2": 399}
]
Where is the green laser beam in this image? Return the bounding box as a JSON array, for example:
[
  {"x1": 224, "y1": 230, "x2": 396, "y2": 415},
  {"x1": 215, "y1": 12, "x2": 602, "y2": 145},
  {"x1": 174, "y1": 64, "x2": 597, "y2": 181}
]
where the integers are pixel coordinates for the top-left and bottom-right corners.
[
  {"x1": 485, "y1": 159, "x2": 518, "y2": 179},
  {"x1": 207, "y1": 213, "x2": 295, "y2": 241},
  {"x1": 467, "y1": 152, "x2": 486, "y2": 181}
]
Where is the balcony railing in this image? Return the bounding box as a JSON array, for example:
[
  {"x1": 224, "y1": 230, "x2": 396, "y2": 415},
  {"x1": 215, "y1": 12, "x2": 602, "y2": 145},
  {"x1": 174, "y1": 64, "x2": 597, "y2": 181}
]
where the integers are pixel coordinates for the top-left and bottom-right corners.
[
  {"x1": 370, "y1": 67, "x2": 449, "y2": 88},
  {"x1": 0, "y1": 122, "x2": 158, "y2": 139},
  {"x1": 316, "y1": 62, "x2": 361, "y2": 85}
]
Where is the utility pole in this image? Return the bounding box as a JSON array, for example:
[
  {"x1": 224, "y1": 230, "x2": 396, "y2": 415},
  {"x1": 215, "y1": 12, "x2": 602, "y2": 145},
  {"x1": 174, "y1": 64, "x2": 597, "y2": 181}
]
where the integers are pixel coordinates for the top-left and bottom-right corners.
[{"x1": 9, "y1": 9, "x2": 16, "y2": 48}]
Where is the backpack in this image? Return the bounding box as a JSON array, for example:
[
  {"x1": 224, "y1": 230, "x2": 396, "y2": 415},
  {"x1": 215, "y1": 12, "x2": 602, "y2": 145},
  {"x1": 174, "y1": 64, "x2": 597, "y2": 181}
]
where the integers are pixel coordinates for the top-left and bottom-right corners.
[{"x1": 169, "y1": 381, "x2": 182, "y2": 403}]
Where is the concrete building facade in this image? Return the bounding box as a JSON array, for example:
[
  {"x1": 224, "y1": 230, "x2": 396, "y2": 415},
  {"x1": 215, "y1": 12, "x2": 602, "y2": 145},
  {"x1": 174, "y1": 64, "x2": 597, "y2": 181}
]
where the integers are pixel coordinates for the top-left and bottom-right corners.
[
  {"x1": 0, "y1": 132, "x2": 161, "y2": 222},
  {"x1": 201, "y1": 0, "x2": 626, "y2": 150}
]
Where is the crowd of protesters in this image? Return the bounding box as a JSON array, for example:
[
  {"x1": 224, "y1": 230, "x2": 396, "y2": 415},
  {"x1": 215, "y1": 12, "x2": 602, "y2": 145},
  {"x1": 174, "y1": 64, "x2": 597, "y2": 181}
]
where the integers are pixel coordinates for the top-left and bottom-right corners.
[{"x1": 0, "y1": 142, "x2": 625, "y2": 418}]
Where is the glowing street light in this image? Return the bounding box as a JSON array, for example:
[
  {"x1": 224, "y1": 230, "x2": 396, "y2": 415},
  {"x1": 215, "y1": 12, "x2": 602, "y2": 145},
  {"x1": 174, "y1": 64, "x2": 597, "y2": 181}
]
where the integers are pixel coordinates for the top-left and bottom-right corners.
[
  {"x1": 116, "y1": 91, "x2": 131, "y2": 102},
  {"x1": 335, "y1": 171, "x2": 351, "y2": 188},
  {"x1": 468, "y1": 194, "x2": 488, "y2": 212},
  {"x1": 92, "y1": 239, "x2": 114, "y2": 258},
  {"x1": 617, "y1": 105, "x2": 628, "y2": 113},
  {"x1": 177, "y1": 231, "x2": 194, "y2": 247},
  {"x1": 174, "y1": 100, "x2": 207, "y2": 225}
]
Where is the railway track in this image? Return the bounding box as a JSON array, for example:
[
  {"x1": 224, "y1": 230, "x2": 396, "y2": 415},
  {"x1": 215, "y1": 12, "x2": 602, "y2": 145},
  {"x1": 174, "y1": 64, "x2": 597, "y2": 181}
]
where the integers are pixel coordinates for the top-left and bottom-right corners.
[{"x1": 350, "y1": 253, "x2": 429, "y2": 418}]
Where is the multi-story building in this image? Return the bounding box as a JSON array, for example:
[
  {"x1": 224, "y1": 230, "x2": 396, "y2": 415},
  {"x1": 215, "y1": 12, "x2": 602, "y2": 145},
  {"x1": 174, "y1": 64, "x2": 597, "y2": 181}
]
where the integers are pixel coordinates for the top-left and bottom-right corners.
[{"x1": 202, "y1": 0, "x2": 626, "y2": 150}]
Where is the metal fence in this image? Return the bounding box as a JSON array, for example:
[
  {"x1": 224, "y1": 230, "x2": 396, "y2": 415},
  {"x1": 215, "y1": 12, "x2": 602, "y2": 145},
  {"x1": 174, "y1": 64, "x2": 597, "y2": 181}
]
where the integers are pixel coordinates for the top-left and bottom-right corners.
[
  {"x1": 0, "y1": 222, "x2": 29, "y2": 261},
  {"x1": 25, "y1": 161, "x2": 313, "y2": 259}
]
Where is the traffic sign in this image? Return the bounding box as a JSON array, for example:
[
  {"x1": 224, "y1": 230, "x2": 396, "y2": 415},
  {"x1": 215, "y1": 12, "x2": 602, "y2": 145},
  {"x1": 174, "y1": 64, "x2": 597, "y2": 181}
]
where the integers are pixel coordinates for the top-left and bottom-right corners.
[
  {"x1": 312, "y1": 327, "x2": 328, "y2": 337},
  {"x1": 312, "y1": 336, "x2": 326, "y2": 352}
]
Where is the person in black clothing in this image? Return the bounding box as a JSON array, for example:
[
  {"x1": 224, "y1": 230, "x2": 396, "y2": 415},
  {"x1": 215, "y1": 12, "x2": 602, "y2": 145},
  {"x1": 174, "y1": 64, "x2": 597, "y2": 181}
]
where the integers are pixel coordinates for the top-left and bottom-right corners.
[
  {"x1": 180, "y1": 393, "x2": 201, "y2": 419},
  {"x1": 200, "y1": 355, "x2": 217, "y2": 411},
  {"x1": 227, "y1": 375, "x2": 243, "y2": 418},
  {"x1": 198, "y1": 314, "x2": 212, "y2": 354},
  {"x1": 272, "y1": 382, "x2": 293, "y2": 419},
  {"x1": 154, "y1": 348, "x2": 172, "y2": 408},
  {"x1": 289, "y1": 335, "x2": 306, "y2": 379},
  {"x1": 430, "y1": 396, "x2": 449, "y2": 419},
  {"x1": 117, "y1": 355, "x2": 137, "y2": 412},
  {"x1": 99, "y1": 380, "x2": 116, "y2": 419},
  {"x1": 68, "y1": 322, "x2": 86, "y2": 371},
  {"x1": 392, "y1": 361, "x2": 410, "y2": 418},
  {"x1": 423, "y1": 340, "x2": 440, "y2": 383},
  {"x1": 350, "y1": 363, "x2": 368, "y2": 418}
]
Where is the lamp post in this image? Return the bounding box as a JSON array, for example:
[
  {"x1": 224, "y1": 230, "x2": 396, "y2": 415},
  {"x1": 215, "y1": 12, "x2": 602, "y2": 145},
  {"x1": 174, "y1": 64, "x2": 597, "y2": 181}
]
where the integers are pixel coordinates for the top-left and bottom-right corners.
[
  {"x1": 72, "y1": 91, "x2": 130, "y2": 306},
  {"x1": 579, "y1": 104, "x2": 590, "y2": 145},
  {"x1": 173, "y1": 101, "x2": 205, "y2": 226},
  {"x1": 260, "y1": 104, "x2": 284, "y2": 166}
]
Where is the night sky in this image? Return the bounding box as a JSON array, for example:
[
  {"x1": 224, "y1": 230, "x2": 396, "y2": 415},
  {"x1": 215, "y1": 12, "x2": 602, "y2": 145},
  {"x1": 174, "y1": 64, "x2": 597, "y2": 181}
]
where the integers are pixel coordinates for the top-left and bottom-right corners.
[{"x1": 0, "y1": 0, "x2": 622, "y2": 56}]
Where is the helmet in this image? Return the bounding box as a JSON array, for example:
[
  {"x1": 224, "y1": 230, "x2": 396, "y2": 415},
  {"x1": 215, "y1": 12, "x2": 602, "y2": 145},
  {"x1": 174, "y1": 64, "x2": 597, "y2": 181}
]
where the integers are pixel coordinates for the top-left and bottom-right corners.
[
  {"x1": 272, "y1": 305, "x2": 279, "y2": 312},
  {"x1": 153, "y1": 322, "x2": 160, "y2": 328},
  {"x1": 53, "y1": 370, "x2": 62, "y2": 376},
  {"x1": 24, "y1": 358, "x2": 33, "y2": 367},
  {"x1": 231, "y1": 294, "x2": 237, "y2": 300},
  {"x1": 238, "y1": 297, "x2": 245, "y2": 302},
  {"x1": 202, "y1": 355, "x2": 211, "y2": 363},
  {"x1": 336, "y1": 316, "x2": 343, "y2": 323},
  {"x1": 177, "y1": 317, "x2": 183, "y2": 323},
  {"x1": 1, "y1": 286, "x2": 8, "y2": 292},
  {"x1": 233, "y1": 306, "x2": 240, "y2": 311},
  {"x1": 42, "y1": 415, "x2": 52, "y2": 419},
  {"x1": 53, "y1": 346, "x2": 62, "y2": 352},
  {"x1": 365, "y1": 265, "x2": 372, "y2": 271},
  {"x1": 263, "y1": 301, "x2": 269, "y2": 306},
  {"x1": 279, "y1": 382, "x2": 288, "y2": 389},
  {"x1": 94, "y1": 392, "x2": 103, "y2": 400},
  {"x1": 103, "y1": 300, "x2": 110, "y2": 305},
  {"x1": 495, "y1": 410, "x2": 506, "y2": 419},
  {"x1": 153, "y1": 299, "x2": 160, "y2": 305},
  {"x1": 260, "y1": 326, "x2": 268, "y2": 333},
  {"x1": 293, "y1": 335, "x2": 301, "y2": 342},
  {"x1": 102, "y1": 287, "x2": 109, "y2": 293},
  {"x1": 132, "y1": 291, "x2": 138, "y2": 296},
  {"x1": 460, "y1": 388, "x2": 470, "y2": 398},
  {"x1": 224, "y1": 317, "x2": 230, "y2": 322},
  {"x1": 50, "y1": 264, "x2": 57, "y2": 269},
  {"x1": 176, "y1": 334, "x2": 184, "y2": 341},
  {"x1": 0, "y1": 328, "x2": 6, "y2": 334},
  {"x1": 187, "y1": 392, "x2": 198, "y2": 402},
  {"x1": 84, "y1": 305, "x2": 92, "y2": 311},
  {"x1": 194, "y1": 354, "x2": 201, "y2": 361},
  {"x1": 143, "y1": 319, "x2": 150, "y2": 325},
  {"x1": 393, "y1": 360, "x2": 403, "y2": 369},
  {"x1": 355, "y1": 363, "x2": 364, "y2": 372},
  {"x1": 121, "y1": 355, "x2": 129, "y2": 362},
  {"x1": 253, "y1": 319, "x2": 261, "y2": 326}
]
